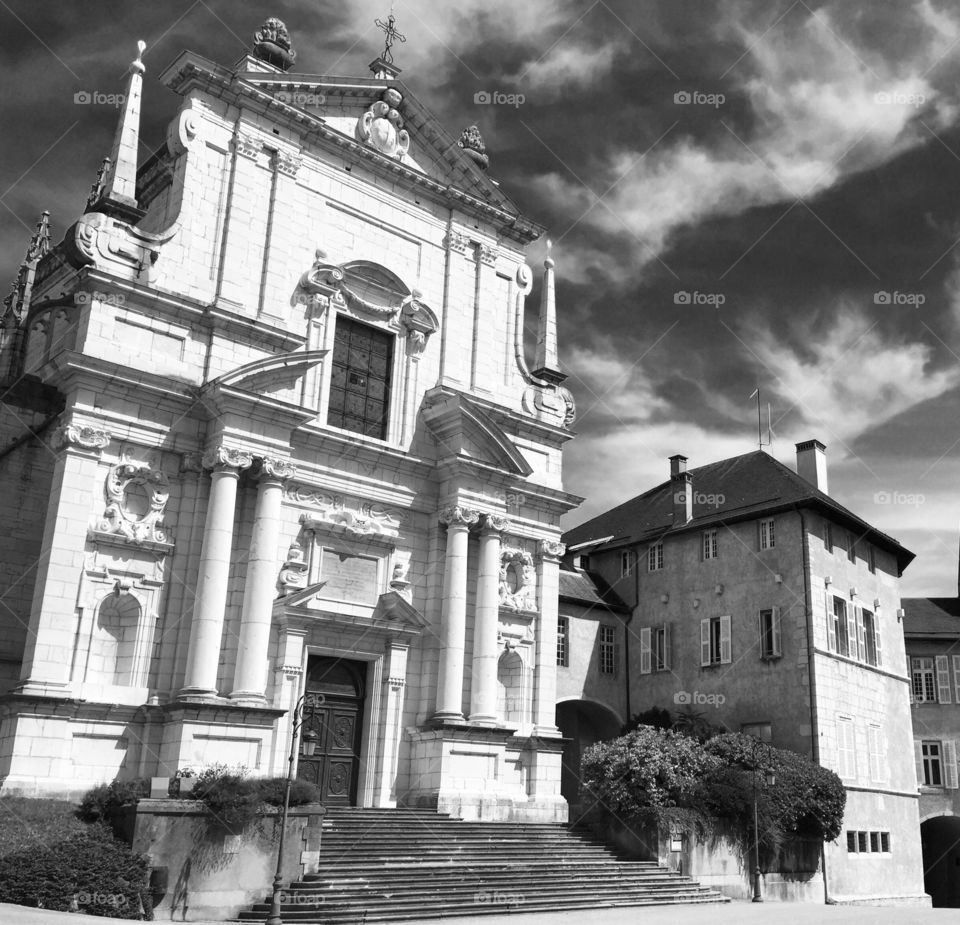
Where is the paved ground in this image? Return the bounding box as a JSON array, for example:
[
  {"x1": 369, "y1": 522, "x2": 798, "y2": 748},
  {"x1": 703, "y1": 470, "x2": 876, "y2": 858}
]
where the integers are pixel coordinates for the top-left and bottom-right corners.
[{"x1": 1, "y1": 900, "x2": 957, "y2": 925}]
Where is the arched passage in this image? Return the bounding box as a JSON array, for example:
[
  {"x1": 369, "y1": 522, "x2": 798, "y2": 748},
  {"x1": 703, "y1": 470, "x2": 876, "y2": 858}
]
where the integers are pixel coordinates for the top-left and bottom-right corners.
[
  {"x1": 555, "y1": 699, "x2": 621, "y2": 807},
  {"x1": 921, "y1": 814, "x2": 960, "y2": 907}
]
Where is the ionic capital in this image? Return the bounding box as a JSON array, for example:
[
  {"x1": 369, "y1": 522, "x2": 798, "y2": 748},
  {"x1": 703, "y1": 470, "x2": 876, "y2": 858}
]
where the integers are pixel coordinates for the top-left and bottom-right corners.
[
  {"x1": 53, "y1": 423, "x2": 112, "y2": 453},
  {"x1": 255, "y1": 456, "x2": 296, "y2": 482},
  {"x1": 202, "y1": 445, "x2": 253, "y2": 473},
  {"x1": 480, "y1": 513, "x2": 510, "y2": 535},
  {"x1": 439, "y1": 505, "x2": 480, "y2": 529},
  {"x1": 538, "y1": 538, "x2": 566, "y2": 561}
]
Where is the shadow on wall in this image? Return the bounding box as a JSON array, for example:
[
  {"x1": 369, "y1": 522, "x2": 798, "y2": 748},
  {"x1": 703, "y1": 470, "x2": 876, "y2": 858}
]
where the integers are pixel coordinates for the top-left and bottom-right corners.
[
  {"x1": 922, "y1": 815, "x2": 960, "y2": 907},
  {"x1": 555, "y1": 699, "x2": 621, "y2": 810}
]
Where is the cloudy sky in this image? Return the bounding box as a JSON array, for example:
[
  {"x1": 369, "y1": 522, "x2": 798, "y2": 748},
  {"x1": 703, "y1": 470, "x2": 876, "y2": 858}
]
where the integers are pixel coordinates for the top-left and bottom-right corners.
[{"x1": 2, "y1": 0, "x2": 960, "y2": 596}]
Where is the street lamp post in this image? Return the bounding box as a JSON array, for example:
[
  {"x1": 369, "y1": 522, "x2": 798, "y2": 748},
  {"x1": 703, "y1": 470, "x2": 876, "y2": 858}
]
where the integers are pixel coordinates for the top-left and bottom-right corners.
[
  {"x1": 750, "y1": 739, "x2": 776, "y2": 903},
  {"x1": 265, "y1": 691, "x2": 323, "y2": 925}
]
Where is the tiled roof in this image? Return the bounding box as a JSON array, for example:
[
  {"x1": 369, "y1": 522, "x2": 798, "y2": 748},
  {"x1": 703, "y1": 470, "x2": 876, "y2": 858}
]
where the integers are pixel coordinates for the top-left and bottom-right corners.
[
  {"x1": 902, "y1": 597, "x2": 960, "y2": 637},
  {"x1": 563, "y1": 450, "x2": 913, "y2": 573},
  {"x1": 558, "y1": 567, "x2": 629, "y2": 613}
]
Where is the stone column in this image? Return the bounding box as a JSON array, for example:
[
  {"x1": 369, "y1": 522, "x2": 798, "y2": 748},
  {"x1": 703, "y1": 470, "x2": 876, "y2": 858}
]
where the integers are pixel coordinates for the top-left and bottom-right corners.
[
  {"x1": 180, "y1": 446, "x2": 252, "y2": 698},
  {"x1": 533, "y1": 539, "x2": 566, "y2": 735},
  {"x1": 433, "y1": 505, "x2": 479, "y2": 722},
  {"x1": 469, "y1": 514, "x2": 508, "y2": 726},
  {"x1": 230, "y1": 457, "x2": 294, "y2": 703}
]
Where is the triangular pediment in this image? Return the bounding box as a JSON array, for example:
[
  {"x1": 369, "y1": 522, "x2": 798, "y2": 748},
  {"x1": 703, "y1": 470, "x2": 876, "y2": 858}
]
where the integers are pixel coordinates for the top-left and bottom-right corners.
[
  {"x1": 421, "y1": 388, "x2": 533, "y2": 476},
  {"x1": 237, "y1": 72, "x2": 515, "y2": 212},
  {"x1": 277, "y1": 583, "x2": 427, "y2": 633}
]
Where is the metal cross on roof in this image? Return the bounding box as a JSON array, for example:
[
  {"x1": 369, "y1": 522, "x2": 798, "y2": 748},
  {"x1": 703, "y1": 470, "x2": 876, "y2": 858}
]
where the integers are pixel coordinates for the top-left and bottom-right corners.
[{"x1": 374, "y1": 10, "x2": 406, "y2": 64}]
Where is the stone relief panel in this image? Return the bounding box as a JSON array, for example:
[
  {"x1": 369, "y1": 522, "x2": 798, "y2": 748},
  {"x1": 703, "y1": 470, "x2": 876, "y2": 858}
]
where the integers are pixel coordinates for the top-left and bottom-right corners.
[
  {"x1": 285, "y1": 485, "x2": 405, "y2": 539},
  {"x1": 499, "y1": 547, "x2": 536, "y2": 613},
  {"x1": 93, "y1": 462, "x2": 172, "y2": 545}
]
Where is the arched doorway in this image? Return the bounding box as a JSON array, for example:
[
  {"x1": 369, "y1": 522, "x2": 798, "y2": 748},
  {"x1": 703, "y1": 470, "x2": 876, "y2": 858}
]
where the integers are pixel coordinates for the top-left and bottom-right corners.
[
  {"x1": 555, "y1": 700, "x2": 622, "y2": 811},
  {"x1": 297, "y1": 656, "x2": 367, "y2": 806},
  {"x1": 921, "y1": 814, "x2": 960, "y2": 906}
]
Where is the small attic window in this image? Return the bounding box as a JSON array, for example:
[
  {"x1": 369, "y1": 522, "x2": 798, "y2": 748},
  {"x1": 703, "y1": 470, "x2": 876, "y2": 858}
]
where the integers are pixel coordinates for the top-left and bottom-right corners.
[{"x1": 272, "y1": 128, "x2": 280, "y2": 135}]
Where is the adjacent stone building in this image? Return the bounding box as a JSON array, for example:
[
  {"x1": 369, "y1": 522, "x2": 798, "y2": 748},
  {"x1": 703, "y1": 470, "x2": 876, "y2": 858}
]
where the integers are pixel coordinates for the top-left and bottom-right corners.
[
  {"x1": 562, "y1": 443, "x2": 928, "y2": 904},
  {"x1": 0, "y1": 20, "x2": 582, "y2": 822},
  {"x1": 902, "y1": 589, "x2": 960, "y2": 905}
]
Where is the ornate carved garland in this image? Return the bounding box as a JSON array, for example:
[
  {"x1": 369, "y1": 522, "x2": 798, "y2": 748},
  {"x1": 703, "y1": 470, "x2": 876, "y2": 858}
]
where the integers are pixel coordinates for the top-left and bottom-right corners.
[
  {"x1": 95, "y1": 463, "x2": 171, "y2": 545},
  {"x1": 499, "y1": 547, "x2": 536, "y2": 612}
]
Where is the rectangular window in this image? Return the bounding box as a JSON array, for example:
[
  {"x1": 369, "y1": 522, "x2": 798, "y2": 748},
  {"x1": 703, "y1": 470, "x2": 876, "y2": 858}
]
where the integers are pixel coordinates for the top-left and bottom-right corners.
[
  {"x1": 868, "y1": 545, "x2": 876, "y2": 574},
  {"x1": 702, "y1": 530, "x2": 718, "y2": 560},
  {"x1": 922, "y1": 740, "x2": 943, "y2": 786},
  {"x1": 912, "y1": 658, "x2": 937, "y2": 703},
  {"x1": 847, "y1": 531, "x2": 857, "y2": 564},
  {"x1": 954, "y1": 655, "x2": 960, "y2": 702},
  {"x1": 741, "y1": 722, "x2": 772, "y2": 742},
  {"x1": 647, "y1": 542, "x2": 663, "y2": 571},
  {"x1": 832, "y1": 596, "x2": 849, "y2": 657},
  {"x1": 825, "y1": 522, "x2": 833, "y2": 553},
  {"x1": 327, "y1": 315, "x2": 394, "y2": 439},
  {"x1": 759, "y1": 608, "x2": 782, "y2": 659},
  {"x1": 759, "y1": 518, "x2": 775, "y2": 550},
  {"x1": 556, "y1": 617, "x2": 569, "y2": 668},
  {"x1": 653, "y1": 624, "x2": 671, "y2": 672},
  {"x1": 620, "y1": 549, "x2": 637, "y2": 578},
  {"x1": 701, "y1": 615, "x2": 731, "y2": 666},
  {"x1": 599, "y1": 624, "x2": 616, "y2": 675},
  {"x1": 837, "y1": 716, "x2": 856, "y2": 779},
  {"x1": 847, "y1": 830, "x2": 891, "y2": 854}
]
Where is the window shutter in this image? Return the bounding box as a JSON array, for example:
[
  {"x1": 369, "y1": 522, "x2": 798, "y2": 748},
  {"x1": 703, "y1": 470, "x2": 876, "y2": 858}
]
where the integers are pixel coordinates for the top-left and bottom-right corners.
[
  {"x1": 826, "y1": 592, "x2": 837, "y2": 653},
  {"x1": 937, "y1": 655, "x2": 952, "y2": 704},
  {"x1": 953, "y1": 655, "x2": 960, "y2": 703},
  {"x1": 855, "y1": 608, "x2": 865, "y2": 662},
  {"x1": 640, "y1": 627, "x2": 652, "y2": 675},
  {"x1": 700, "y1": 619, "x2": 711, "y2": 667},
  {"x1": 874, "y1": 617, "x2": 882, "y2": 668},
  {"x1": 847, "y1": 607, "x2": 859, "y2": 661},
  {"x1": 772, "y1": 606, "x2": 782, "y2": 656},
  {"x1": 945, "y1": 741, "x2": 959, "y2": 790},
  {"x1": 663, "y1": 623, "x2": 672, "y2": 670},
  {"x1": 720, "y1": 614, "x2": 732, "y2": 664},
  {"x1": 914, "y1": 740, "x2": 924, "y2": 788}
]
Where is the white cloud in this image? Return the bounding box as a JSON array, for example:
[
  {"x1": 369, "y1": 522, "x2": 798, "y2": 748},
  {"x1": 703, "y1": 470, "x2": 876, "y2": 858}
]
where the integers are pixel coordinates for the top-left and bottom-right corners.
[{"x1": 533, "y1": 2, "x2": 957, "y2": 280}]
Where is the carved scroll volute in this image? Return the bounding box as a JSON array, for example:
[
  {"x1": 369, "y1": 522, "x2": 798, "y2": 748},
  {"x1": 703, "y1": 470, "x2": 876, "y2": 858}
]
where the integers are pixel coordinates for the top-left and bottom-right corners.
[
  {"x1": 201, "y1": 446, "x2": 253, "y2": 473},
  {"x1": 400, "y1": 290, "x2": 438, "y2": 360},
  {"x1": 292, "y1": 247, "x2": 344, "y2": 312},
  {"x1": 439, "y1": 506, "x2": 480, "y2": 529}
]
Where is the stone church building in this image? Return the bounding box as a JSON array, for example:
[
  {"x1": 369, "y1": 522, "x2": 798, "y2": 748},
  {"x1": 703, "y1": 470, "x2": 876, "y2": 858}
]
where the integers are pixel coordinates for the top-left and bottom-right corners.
[{"x1": 0, "y1": 20, "x2": 581, "y2": 822}]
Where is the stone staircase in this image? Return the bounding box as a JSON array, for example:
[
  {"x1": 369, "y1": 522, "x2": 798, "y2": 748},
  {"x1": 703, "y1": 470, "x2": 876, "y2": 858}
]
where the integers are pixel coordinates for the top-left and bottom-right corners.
[{"x1": 238, "y1": 807, "x2": 729, "y2": 923}]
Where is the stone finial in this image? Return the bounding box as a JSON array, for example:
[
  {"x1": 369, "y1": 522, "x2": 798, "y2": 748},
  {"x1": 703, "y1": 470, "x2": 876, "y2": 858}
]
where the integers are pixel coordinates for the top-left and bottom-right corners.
[
  {"x1": 458, "y1": 125, "x2": 489, "y2": 170},
  {"x1": 531, "y1": 238, "x2": 566, "y2": 386},
  {"x1": 253, "y1": 17, "x2": 296, "y2": 71},
  {"x1": 3, "y1": 210, "x2": 51, "y2": 323}
]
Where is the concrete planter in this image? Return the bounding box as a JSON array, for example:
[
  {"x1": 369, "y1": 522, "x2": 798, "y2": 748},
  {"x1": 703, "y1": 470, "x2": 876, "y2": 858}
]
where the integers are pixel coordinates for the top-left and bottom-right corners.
[{"x1": 117, "y1": 798, "x2": 325, "y2": 921}]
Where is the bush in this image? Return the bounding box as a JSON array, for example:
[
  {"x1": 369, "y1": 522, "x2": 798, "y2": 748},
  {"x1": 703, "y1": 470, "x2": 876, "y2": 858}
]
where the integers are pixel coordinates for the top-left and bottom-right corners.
[
  {"x1": 0, "y1": 818, "x2": 151, "y2": 919},
  {"x1": 0, "y1": 798, "x2": 87, "y2": 859},
  {"x1": 78, "y1": 778, "x2": 150, "y2": 823},
  {"x1": 582, "y1": 725, "x2": 846, "y2": 862},
  {"x1": 256, "y1": 777, "x2": 323, "y2": 807},
  {"x1": 581, "y1": 726, "x2": 720, "y2": 832},
  {"x1": 190, "y1": 772, "x2": 260, "y2": 832}
]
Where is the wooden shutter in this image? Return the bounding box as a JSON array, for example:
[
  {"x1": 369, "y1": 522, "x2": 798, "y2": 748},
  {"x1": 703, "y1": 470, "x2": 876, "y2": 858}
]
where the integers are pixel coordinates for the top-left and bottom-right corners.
[
  {"x1": 700, "y1": 619, "x2": 711, "y2": 667},
  {"x1": 826, "y1": 591, "x2": 837, "y2": 653},
  {"x1": 855, "y1": 608, "x2": 865, "y2": 662},
  {"x1": 720, "y1": 614, "x2": 732, "y2": 664},
  {"x1": 936, "y1": 655, "x2": 952, "y2": 703},
  {"x1": 772, "y1": 606, "x2": 782, "y2": 656},
  {"x1": 867, "y1": 725, "x2": 886, "y2": 783},
  {"x1": 953, "y1": 655, "x2": 960, "y2": 702},
  {"x1": 945, "y1": 741, "x2": 959, "y2": 790},
  {"x1": 847, "y1": 606, "x2": 858, "y2": 660},
  {"x1": 640, "y1": 627, "x2": 652, "y2": 674},
  {"x1": 914, "y1": 740, "x2": 924, "y2": 787},
  {"x1": 874, "y1": 616, "x2": 882, "y2": 667},
  {"x1": 663, "y1": 623, "x2": 672, "y2": 670}
]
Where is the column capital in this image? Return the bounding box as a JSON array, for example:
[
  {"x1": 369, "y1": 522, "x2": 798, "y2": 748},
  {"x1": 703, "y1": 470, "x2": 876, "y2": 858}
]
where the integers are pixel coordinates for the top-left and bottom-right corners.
[
  {"x1": 480, "y1": 513, "x2": 511, "y2": 535},
  {"x1": 202, "y1": 445, "x2": 253, "y2": 473},
  {"x1": 439, "y1": 505, "x2": 480, "y2": 529},
  {"x1": 538, "y1": 538, "x2": 566, "y2": 561},
  {"x1": 255, "y1": 455, "x2": 296, "y2": 482}
]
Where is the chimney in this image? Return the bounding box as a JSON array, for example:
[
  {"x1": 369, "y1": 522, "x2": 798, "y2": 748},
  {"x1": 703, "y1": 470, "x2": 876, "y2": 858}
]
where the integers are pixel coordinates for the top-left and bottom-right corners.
[
  {"x1": 670, "y1": 455, "x2": 693, "y2": 523},
  {"x1": 796, "y1": 440, "x2": 828, "y2": 494}
]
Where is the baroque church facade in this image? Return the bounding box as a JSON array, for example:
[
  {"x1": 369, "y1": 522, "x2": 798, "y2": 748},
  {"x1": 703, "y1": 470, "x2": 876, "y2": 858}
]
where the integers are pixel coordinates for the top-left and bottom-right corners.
[{"x1": 0, "y1": 20, "x2": 580, "y2": 822}]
